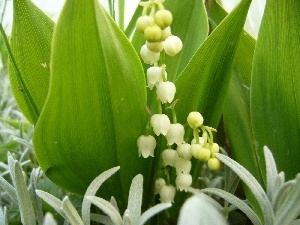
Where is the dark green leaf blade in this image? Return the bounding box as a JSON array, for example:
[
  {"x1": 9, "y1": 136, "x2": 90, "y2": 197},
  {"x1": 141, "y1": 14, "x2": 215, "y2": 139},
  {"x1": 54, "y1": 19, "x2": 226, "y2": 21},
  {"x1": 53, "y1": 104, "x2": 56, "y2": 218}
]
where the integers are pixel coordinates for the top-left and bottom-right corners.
[
  {"x1": 33, "y1": 0, "x2": 149, "y2": 209},
  {"x1": 8, "y1": 0, "x2": 54, "y2": 124},
  {"x1": 175, "y1": 0, "x2": 252, "y2": 128},
  {"x1": 251, "y1": 0, "x2": 300, "y2": 180}
]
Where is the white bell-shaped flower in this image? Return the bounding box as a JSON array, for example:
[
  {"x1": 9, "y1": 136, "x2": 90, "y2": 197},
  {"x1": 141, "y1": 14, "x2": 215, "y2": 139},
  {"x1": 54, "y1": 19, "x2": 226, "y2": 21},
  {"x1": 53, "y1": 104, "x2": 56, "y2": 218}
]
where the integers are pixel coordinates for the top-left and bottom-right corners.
[
  {"x1": 140, "y1": 44, "x2": 160, "y2": 65},
  {"x1": 175, "y1": 157, "x2": 191, "y2": 174},
  {"x1": 137, "y1": 135, "x2": 156, "y2": 158},
  {"x1": 164, "y1": 35, "x2": 183, "y2": 56},
  {"x1": 190, "y1": 143, "x2": 202, "y2": 158},
  {"x1": 175, "y1": 173, "x2": 192, "y2": 191},
  {"x1": 154, "y1": 178, "x2": 166, "y2": 194},
  {"x1": 156, "y1": 81, "x2": 176, "y2": 103},
  {"x1": 162, "y1": 149, "x2": 178, "y2": 167},
  {"x1": 177, "y1": 143, "x2": 192, "y2": 160},
  {"x1": 150, "y1": 114, "x2": 171, "y2": 136},
  {"x1": 159, "y1": 185, "x2": 176, "y2": 203},
  {"x1": 166, "y1": 123, "x2": 185, "y2": 145},
  {"x1": 147, "y1": 66, "x2": 163, "y2": 90},
  {"x1": 191, "y1": 137, "x2": 205, "y2": 145}
]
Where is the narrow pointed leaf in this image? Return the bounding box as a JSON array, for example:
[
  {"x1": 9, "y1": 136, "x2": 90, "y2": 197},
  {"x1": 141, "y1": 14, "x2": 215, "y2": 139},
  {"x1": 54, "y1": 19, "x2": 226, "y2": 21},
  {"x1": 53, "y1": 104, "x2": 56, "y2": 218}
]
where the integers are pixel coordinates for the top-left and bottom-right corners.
[
  {"x1": 33, "y1": 0, "x2": 149, "y2": 208},
  {"x1": 139, "y1": 203, "x2": 171, "y2": 225},
  {"x1": 251, "y1": 0, "x2": 300, "y2": 180},
  {"x1": 82, "y1": 166, "x2": 120, "y2": 225},
  {"x1": 0, "y1": 176, "x2": 18, "y2": 203},
  {"x1": 62, "y1": 197, "x2": 84, "y2": 225},
  {"x1": 127, "y1": 174, "x2": 143, "y2": 225},
  {"x1": 175, "y1": 0, "x2": 252, "y2": 128},
  {"x1": 8, "y1": 0, "x2": 54, "y2": 124},
  {"x1": 13, "y1": 161, "x2": 36, "y2": 225},
  {"x1": 85, "y1": 196, "x2": 123, "y2": 225},
  {"x1": 264, "y1": 146, "x2": 279, "y2": 201}
]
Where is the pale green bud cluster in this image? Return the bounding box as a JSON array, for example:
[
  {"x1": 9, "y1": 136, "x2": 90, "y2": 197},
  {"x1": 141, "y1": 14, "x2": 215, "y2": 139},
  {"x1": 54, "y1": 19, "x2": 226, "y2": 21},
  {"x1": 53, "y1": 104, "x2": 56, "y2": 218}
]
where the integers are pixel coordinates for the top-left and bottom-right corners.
[{"x1": 137, "y1": 0, "x2": 183, "y2": 65}]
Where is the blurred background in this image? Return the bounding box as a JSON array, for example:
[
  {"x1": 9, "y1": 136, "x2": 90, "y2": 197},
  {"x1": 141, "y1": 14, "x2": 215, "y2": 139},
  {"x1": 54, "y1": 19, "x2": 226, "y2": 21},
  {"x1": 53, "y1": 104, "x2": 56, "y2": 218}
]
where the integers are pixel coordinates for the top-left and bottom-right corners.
[{"x1": 1, "y1": 0, "x2": 266, "y2": 37}]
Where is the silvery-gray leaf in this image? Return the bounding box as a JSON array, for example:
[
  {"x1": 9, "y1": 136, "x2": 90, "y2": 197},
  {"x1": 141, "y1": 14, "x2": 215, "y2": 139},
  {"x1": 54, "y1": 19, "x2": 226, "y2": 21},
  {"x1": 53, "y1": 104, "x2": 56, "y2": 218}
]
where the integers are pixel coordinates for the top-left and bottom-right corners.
[
  {"x1": 82, "y1": 166, "x2": 120, "y2": 225},
  {"x1": 127, "y1": 174, "x2": 143, "y2": 225},
  {"x1": 0, "y1": 175, "x2": 18, "y2": 203},
  {"x1": 13, "y1": 161, "x2": 36, "y2": 225},
  {"x1": 272, "y1": 171, "x2": 285, "y2": 204},
  {"x1": 177, "y1": 194, "x2": 227, "y2": 225},
  {"x1": 12, "y1": 136, "x2": 33, "y2": 149},
  {"x1": 0, "y1": 207, "x2": 8, "y2": 225},
  {"x1": 36, "y1": 190, "x2": 65, "y2": 219},
  {"x1": 274, "y1": 174, "x2": 300, "y2": 225},
  {"x1": 110, "y1": 196, "x2": 119, "y2": 212},
  {"x1": 264, "y1": 146, "x2": 279, "y2": 201},
  {"x1": 139, "y1": 203, "x2": 171, "y2": 225},
  {"x1": 43, "y1": 212, "x2": 57, "y2": 225},
  {"x1": 273, "y1": 180, "x2": 294, "y2": 213},
  {"x1": 123, "y1": 209, "x2": 132, "y2": 225},
  {"x1": 62, "y1": 196, "x2": 84, "y2": 225},
  {"x1": 30, "y1": 168, "x2": 43, "y2": 225},
  {"x1": 85, "y1": 196, "x2": 122, "y2": 225},
  {"x1": 216, "y1": 153, "x2": 274, "y2": 224},
  {"x1": 200, "y1": 188, "x2": 262, "y2": 225},
  {"x1": 290, "y1": 219, "x2": 300, "y2": 225}
]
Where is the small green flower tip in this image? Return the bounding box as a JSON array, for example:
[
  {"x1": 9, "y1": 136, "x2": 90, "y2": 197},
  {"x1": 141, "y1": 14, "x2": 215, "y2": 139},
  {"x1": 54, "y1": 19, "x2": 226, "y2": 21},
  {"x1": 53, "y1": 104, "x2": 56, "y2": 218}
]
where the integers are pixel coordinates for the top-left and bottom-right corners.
[
  {"x1": 207, "y1": 157, "x2": 221, "y2": 171},
  {"x1": 197, "y1": 147, "x2": 211, "y2": 162},
  {"x1": 150, "y1": 114, "x2": 171, "y2": 136},
  {"x1": 187, "y1": 111, "x2": 204, "y2": 129},
  {"x1": 175, "y1": 173, "x2": 192, "y2": 192},
  {"x1": 136, "y1": 15, "x2": 155, "y2": 33},
  {"x1": 156, "y1": 81, "x2": 176, "y2": 103},
  {"x1": 159, "y1": 184, "x2": 176, "y2": 203},
  {"x1": 154, "y1": 9, "x2": 173, "y2": 29},
  {"x1": 144, "y1": 24, "x2": 162, "y2": 42},
  {"x1": 162, "y1": 149, "x2": 178, "y2": 167},
  {"x1": 164, "y1": 35, "x2": 183, "y2": 56},
  {"x1": 137, "y1": 135, "x2": 156, "y2": 158},
  {"x1": 146, "y1": 41, "x2": 164, "y2": 52}
]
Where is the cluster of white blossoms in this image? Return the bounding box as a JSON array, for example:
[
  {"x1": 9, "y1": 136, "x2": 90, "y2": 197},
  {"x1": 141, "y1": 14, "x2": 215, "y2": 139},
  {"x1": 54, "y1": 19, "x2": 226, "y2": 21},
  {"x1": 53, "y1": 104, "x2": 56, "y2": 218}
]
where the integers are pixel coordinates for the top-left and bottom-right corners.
[{"x1": 136, "y1": 0, "x2": 220, "y2": 205}]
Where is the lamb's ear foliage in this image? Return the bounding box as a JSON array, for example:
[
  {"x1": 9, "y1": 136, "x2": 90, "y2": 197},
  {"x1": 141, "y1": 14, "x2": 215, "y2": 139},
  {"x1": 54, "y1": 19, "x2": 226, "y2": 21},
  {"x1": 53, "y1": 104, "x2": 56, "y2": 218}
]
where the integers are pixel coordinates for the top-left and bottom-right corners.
[
  {"x1": 8, "y1": 0, "x2": 54, "y2": 124},
  {"x1": 33, "y1": 0, "x2": 149, "y2": 209}
]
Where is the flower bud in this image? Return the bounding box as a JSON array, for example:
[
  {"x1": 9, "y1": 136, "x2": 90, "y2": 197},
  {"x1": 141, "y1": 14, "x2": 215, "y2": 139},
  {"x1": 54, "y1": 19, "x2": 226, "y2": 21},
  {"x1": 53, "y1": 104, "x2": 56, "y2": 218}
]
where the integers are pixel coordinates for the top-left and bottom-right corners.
[
  {"x1": 136, "y1": 15, "x2": 155, "y2": 33},
  {"x1": 197, "y1": 147, "x2": 211, "y2": 162},
  {"x1": 164, "y1": 35, "x2": 183, "y2": 56},
  {"x1": 177, "y1": 143, "x2": 192, "y2": 160},
  {"x1": 190, "y1": 143, "x2": 202, "y2": 158},
  {"x1": 162, "y1": 149, "x2": 178, "y2": 167},
  {"x1": 144, "y1": 25, "x2": 162, "y2": 42},
  {"x1": 154, "y1": 178, "x2": 166, "y2": 194},
  {"x1": 187, "y1": 111, "x2": 204, "y2": 129},
  {"x1": 154, "y1": 9, "x2": 173, "y2": 29},
  {"x1": 191, "y1": 137, "x2": 205, "y2": 145},
  {"x1": 146, "y1": 41, "x2": 164, "y2": 53},
  {"x1": 175, "y1": 157, "x2": 191, "y2": 174},
  {"x1": 159, "y1": 185, "x2": 176, "y2": 203},
  {"x1": 160, "y1": 26, "x2": 172, "y2": 41},
  {"x1": 147, "y1": 66, "x2": 163, "y2": 90},
  {"x1": 150, "y1": 114, "x2": 171, "y2": 136},
  {"x1": 207, "y1": 157, "x2": 221, "y2": 171},
  {"x1": 175, "y1": 173, "x2": 192, "y2": 191},
  {"x1": 156, "y1": 81, "x2": 176, "y2": 103},
  {"x1": 140, "y1": 44, "x2": 160, "y2": 65},
  {"x1": 137, "y1": 135, "x2": 156, "y2": 158},
  {"x1": 211, "y1": 143, "x2": 220, "y2": 153},
  {"x1": 166, "y1": 123, "x2": 185, "y2": 145}
]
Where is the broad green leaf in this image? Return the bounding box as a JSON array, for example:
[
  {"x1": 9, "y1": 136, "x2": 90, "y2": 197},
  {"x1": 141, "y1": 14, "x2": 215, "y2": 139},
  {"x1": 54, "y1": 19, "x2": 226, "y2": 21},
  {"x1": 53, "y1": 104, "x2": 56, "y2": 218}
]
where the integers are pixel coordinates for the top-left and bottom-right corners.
[
  {"x1": 251, "y1": 0, "x2": 300, "y2": 180},
  {"x1": 33, "y1": 0, "x2": 149, "y2": 210},
  {"x1": 8, "y1": 0, "x2": 54, "y2": 124},
  {"x1": 175, "y1": 0, "x2": 252, "y2": 128},
  {"x1": 207, "y1": 1, "x2": 263, "y2": 218}
]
